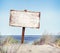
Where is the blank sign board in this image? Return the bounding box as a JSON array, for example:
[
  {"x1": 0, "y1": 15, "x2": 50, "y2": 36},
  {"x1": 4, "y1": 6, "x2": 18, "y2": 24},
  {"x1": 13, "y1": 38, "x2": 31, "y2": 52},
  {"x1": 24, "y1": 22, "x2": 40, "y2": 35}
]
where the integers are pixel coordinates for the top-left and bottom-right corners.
[{"x1": 9, "y1": 10, "x2": 40, "y2": 28}]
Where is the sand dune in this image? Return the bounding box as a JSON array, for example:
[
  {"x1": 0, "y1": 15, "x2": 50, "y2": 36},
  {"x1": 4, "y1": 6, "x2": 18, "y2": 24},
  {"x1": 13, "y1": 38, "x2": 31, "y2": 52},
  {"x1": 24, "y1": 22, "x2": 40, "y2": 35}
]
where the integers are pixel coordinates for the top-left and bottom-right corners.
[{"x1": 2, "y1": 44, "x2": 60, "y2": 53}]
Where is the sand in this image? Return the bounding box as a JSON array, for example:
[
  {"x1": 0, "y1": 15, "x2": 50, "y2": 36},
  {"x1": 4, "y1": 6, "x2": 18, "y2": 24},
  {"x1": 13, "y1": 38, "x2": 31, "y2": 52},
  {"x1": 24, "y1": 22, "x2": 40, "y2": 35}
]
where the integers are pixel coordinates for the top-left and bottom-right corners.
[{"x1": 3, "y1": 44, "x2": 60, "y2": 53}]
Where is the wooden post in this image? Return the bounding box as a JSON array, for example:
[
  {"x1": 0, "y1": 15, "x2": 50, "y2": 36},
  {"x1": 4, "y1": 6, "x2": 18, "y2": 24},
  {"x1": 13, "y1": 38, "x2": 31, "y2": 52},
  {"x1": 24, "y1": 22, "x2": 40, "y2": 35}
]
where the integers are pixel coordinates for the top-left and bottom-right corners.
[
  {"x1": 21, "y1": 27, "x2": 25, "y2": 44},
  {"x1": 21, "y1": 10, "x2": 27, "y2": 44}
]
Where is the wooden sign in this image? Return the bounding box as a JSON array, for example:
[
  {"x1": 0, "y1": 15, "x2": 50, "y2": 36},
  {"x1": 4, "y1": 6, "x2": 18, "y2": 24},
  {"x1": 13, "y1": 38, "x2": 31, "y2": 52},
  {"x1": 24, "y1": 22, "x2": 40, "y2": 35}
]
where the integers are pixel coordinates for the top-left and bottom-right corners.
[
  {"x1": 9, "y1": 10, "x2": 40, "y2": 28},
  {"x1": 9, "y1": 10, "x2": 40, "y2": 43}
]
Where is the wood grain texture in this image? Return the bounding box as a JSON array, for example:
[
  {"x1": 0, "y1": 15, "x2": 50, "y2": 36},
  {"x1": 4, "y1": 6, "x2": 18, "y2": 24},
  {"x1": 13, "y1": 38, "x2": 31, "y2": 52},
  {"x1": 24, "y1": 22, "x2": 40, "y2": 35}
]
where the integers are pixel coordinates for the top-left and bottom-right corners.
[{"x1": 9, "y1": 10, "x2": 40, "y2": 28}]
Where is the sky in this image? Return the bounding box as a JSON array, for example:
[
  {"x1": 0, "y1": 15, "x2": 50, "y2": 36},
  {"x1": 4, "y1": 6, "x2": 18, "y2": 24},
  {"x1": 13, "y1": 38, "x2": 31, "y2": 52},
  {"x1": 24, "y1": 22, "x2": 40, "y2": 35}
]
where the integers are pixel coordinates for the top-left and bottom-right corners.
[{"x1": 0, "y1": 0, "x2": 60, "y2": 35}]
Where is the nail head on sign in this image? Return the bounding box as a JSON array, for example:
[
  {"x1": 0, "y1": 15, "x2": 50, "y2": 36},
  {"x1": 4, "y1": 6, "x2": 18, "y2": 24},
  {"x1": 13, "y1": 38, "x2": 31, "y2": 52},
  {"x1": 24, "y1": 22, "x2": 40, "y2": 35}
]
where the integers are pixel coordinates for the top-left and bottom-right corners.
[{"x1": 24, "y1": 10, "x2": 27, "y2": 12}]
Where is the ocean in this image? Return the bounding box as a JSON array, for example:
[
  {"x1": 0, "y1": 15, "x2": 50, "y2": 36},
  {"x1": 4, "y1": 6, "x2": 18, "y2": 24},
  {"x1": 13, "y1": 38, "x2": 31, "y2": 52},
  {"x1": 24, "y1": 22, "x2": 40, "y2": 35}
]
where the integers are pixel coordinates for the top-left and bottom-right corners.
[
  {"x1": 11, "y1": 35, "x2": 41, "y2": 43},
  {"x1": 0, "y1": 35, "x2": 41, "y2": 43}
]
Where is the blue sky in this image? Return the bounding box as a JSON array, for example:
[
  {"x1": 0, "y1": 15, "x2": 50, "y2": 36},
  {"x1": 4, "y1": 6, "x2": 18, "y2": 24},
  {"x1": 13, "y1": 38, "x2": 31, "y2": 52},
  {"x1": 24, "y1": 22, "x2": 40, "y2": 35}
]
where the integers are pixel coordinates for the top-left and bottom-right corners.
[{"x1": 0, "y1": 0, "x2": 60, "y2": 35}]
